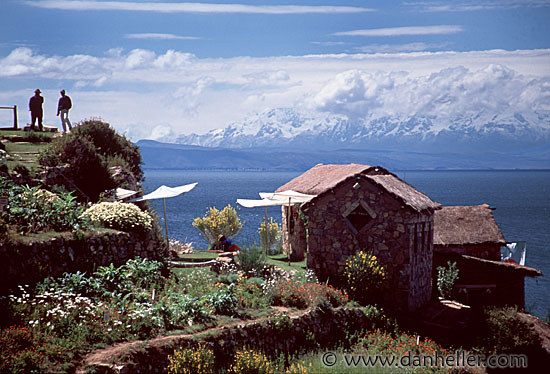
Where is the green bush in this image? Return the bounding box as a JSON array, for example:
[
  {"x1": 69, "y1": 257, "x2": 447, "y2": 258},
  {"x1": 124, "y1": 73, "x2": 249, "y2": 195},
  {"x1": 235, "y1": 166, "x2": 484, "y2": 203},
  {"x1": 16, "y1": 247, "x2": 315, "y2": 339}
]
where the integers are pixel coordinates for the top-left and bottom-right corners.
[
  {"x1": 167, "y1": 344, "x2": 215, "y2": 374},
  {"x1": 38, "y1": 119, "x2": 142, "y2": 202},
  {"x1": 236, "y1": 245, "x2": 267, "y2": 277},
  {"x1": 81, "y1": 202, "x2": 154, "y2": 234},
  {"x1": 479, "y1": 306, "x2": 539, "y2": 354},
  {"x1": 343, "y1": 250, "x2": 386, "y2": 305},
  {"x1": 436, "y1": 261, "x2": 459, "y2": 299},
  {"x1": 71, "y1": 120, "x2": 143, "y2": 181},
  {"x1": 192, "y1": 204, "x2": 242, "y2": 245},
  {"x1": 204, "y1": 285, "x2": 238, "y2": 316}
]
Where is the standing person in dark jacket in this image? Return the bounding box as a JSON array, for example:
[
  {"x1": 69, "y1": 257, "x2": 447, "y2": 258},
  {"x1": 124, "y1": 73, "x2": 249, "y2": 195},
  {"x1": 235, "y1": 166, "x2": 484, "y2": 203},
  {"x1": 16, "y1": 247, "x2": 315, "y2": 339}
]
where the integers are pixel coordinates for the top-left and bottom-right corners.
[
  {"x1": 57, "y1": 89, "x2": 72, "y2": 132},
  {"x1": 29, "y1": 89, "x2": 44, "y2": 131}
]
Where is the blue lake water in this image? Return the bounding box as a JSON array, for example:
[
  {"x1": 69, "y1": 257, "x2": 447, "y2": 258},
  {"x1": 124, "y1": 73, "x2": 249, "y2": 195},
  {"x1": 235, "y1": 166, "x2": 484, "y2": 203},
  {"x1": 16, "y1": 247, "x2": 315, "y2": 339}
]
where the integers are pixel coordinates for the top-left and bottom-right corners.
[{"x1": 143, "y1": 169, "x2": 550, "y2": 319}]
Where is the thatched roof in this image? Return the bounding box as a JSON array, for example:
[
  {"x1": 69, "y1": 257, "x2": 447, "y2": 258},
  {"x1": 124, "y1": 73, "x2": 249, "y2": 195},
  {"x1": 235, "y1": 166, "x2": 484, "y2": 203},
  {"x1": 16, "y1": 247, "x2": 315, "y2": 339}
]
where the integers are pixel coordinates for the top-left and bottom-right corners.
[
  {"x1": 276, "y1": 163, "x2": 441, "y2": 213},
  {"x1": 437, "y1": 252, "x2": 542, "y2": 277},
  {"x1": 434, "y1": 204, "x2": 505, "y2": 246}
]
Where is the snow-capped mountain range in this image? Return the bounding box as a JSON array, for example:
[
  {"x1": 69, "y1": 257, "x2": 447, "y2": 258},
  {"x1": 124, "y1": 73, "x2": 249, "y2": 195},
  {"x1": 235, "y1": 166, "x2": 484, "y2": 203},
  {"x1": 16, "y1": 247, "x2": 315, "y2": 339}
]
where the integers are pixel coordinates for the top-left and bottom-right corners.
[{"x1": 173, "y1": 107, "x2": 550, "y2": 153}]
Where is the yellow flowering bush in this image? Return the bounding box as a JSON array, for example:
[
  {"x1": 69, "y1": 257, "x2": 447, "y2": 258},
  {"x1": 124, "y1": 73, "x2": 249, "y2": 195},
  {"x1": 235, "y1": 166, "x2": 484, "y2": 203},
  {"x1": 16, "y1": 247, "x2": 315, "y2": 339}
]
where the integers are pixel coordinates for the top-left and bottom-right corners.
[
  {"x1": 286, "y1": 362, "x2": 312, "y2": 374},
  {"x1": 81, "y1": 202, "x2": 154, "y2": 233},
  {"x1": 192, "y1": 204, "x2": 242, "y2": 245},
  {"x1": 258, "y1": 218, "x2": 282, "y2": 254},
  {"x1": 229, "y1": 348, "x2": 274, "y2": 374},
  {"x1": 166, "y1": 344, "x2": 214, "y2": 374},
  {"x1": 344, "y1": 250, "x2": 386, "y2": 305}
]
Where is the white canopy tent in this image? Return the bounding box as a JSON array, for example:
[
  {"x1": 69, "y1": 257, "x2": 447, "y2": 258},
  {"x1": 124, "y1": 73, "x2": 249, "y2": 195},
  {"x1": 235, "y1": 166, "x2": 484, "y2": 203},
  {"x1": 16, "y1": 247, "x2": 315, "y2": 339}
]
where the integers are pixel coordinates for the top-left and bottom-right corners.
[
  {"x1": 130, "y1": 183, "x2": 198, "y2": 247},
  {"x1": 237, "y1": 190, "x2": 316, "y2": 260},
  {"x1": 115, "y1": 187, "x2": 139, "y2": 201}
]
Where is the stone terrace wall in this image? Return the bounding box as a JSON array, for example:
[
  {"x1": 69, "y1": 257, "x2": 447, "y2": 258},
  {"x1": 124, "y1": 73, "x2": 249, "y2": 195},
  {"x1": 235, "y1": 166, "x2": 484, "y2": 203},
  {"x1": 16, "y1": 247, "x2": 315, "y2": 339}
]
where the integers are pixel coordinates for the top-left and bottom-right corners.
[
  {"x1": 0, "y1": 230, "x2": 165, "y2": 295},
  {"x1": 303, "y1": 176, "x2": 433, "y2": 312},
  {"x1": 82, "y1": 306, "x2": 374, "y2": 374}
]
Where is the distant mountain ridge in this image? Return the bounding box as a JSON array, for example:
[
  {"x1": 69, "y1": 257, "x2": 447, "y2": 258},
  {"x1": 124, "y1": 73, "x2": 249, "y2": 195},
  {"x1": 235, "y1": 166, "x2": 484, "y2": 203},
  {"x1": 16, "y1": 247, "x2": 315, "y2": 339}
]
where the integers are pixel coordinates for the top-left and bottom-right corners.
[
  {"x1": 172, "y1": 108, "x2": 550, "y2": 153},
  {"x1": 137, "y1": 139, "x2": 550, "y2": 171}
]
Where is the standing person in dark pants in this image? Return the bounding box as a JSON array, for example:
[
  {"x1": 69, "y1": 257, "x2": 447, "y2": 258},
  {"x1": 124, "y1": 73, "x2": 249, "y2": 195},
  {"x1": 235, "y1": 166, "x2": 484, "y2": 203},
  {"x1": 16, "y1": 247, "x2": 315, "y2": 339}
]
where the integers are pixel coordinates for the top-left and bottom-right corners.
[
  {"x1": 57, "y1": 89, "x2": 72, "y2": 132},
  {"x1": 29, "y1": 89, "x2": 44, "y2": 131}
]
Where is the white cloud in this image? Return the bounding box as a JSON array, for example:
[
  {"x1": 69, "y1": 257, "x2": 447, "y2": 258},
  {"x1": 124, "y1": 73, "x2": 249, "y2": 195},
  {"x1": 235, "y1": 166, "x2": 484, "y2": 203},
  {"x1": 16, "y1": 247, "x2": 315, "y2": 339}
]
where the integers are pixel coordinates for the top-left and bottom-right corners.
[
  {"x1": 333, "y1": 25, "x2": 464, "y2": 37},
  {"x1": 124, "y1": 33, "x2": 200, "y2": 40},
  {"x1": 355, "y1": 42, "x2": 433, "y2": 53},
  {"x1": 406, "y1": 0, "x2": 550, "y2": 12},
  {"x1": 1, "y1": 47, "x2": 549, "y2": 139},
  {"x1": 308, "y1": 64, "x2": 550, "y2": 129},
  {"x1": 25, "y1": 0, "x2": 374, "y2": 14}
]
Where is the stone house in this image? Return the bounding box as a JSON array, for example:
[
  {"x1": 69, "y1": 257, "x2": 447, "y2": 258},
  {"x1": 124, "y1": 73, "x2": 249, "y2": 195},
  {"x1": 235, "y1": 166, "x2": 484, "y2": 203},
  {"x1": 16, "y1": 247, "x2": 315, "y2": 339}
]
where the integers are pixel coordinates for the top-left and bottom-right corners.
[
  {"x1": 433, "y1": 205, "x2": 542, "y2": 308},
  {"x1": 276, "y1": 163, "x2": 441, "y2": 312}
]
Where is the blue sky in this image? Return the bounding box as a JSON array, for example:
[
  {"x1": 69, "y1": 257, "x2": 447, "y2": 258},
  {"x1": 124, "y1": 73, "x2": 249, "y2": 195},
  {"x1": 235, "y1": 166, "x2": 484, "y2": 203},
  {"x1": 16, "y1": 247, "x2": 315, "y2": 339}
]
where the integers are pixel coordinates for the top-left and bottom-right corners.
[{"x1": 1, "y1": 0, "x2": 550, "y2": 140}]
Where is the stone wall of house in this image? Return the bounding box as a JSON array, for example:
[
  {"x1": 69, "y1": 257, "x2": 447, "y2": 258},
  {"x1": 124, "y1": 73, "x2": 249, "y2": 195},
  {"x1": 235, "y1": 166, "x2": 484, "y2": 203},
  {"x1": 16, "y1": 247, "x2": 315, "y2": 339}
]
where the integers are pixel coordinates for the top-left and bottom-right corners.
[
  {"x1": 281, "y1": 205, "x2": 307, "y2": 261},
  {"x1": 84, "y1": 306, "x2": 374, "y2": 373},
  {"x1": 301, "y1": 175, "x2": 433, "y2": 312},
  {"x1": 0, "y1": 230, "x2": 166, "y2": 295}
]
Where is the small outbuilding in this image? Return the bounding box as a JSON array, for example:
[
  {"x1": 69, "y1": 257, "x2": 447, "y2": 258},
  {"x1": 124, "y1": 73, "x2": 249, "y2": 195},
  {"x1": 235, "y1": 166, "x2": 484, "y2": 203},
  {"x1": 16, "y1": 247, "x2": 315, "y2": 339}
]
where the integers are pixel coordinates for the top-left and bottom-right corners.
[
  {"x1": 433, "y1": 204, "x2": 542, "y2": 309},
  {"x1": 434, "y1": 204, "x2": 505, "y2": 260},
  {"x1": 276, "y1": 163, "x2": 441, "y2": 312}
]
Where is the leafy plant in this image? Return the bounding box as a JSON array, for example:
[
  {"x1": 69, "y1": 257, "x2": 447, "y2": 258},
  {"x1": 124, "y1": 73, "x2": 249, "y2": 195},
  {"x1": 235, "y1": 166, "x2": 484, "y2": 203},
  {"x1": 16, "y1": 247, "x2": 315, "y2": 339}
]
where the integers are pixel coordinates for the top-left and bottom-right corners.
[
  {"x1": 236, "y1": 245, "x2": 267, "y2": 277},
  {"x1": 192, "y1": 204, "x2": 242, "y2": 245},
  {"x1": 167, "y1": 344, "x2": 215, "y2": 374},
  {"x1": 271, "y1": 312, "x2": 293, "y2": 335},
  {"x1": 1, "y1": 182, "x2": 89, "y2": 234},
  {"x1": 436, "y1": 261, "x2": 459, "y2": 299},
  {"x1": 343, "y1": 250, "x2": 386, "y2": 305}
]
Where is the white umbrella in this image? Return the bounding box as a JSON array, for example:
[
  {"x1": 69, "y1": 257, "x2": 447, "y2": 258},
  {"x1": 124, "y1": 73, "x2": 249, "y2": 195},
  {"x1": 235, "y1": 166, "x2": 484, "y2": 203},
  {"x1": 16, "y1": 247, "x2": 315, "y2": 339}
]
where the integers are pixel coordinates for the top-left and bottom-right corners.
[
  {"x1": 237, "y1": 190, "x2": 316, "y2": 261},
  {"x1": 115, "y1": 187, "x2": 139, "y2": 201},
  {"x1": 131, "y1": 183, "x2": 198, "y2": 247}
]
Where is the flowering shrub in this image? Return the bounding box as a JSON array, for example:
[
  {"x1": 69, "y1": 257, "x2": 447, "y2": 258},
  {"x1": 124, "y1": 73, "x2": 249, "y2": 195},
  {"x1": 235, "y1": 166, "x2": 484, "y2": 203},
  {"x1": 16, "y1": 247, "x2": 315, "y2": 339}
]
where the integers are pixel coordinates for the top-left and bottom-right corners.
[
  {"x1": 192, "y1": 204, "x2": 242, "y2": 245},
  {"x1": 229, "y1": 348, "x2": 275, "y2": 374},
  {"x1": 167, "y1": 344, "x2": 215, "y2": 374},
  {"x1": 344, "y1": 250, "x2": 386, "y2": 304},
  {"x1": 0, "y1": 325, "x2": 44, "y2": 373},
  {"x1": 359, "y1": 329, "x2": 446, "y2": 357},
  {"x1": 258, "y1": 217, "x2": 282, "y2": 254},
  {"x1": 81, "y1": 201, "x2": 154, "y2": 233},
  {"x1": 233, "y1": 277, "x2": 269, "y2": 309},
  {"x1": 285, "y1": 361, "x2": 312, "y2": 374},
  {"x1": 269, "y1": 280, "x2": 348, "y2": 309}
]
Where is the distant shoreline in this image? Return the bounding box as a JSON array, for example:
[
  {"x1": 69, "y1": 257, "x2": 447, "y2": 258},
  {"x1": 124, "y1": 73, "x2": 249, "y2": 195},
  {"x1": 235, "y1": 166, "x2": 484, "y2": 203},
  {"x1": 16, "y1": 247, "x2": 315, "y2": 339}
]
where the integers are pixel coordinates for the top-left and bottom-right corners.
[{"x1": 142, "y1": 167, "x2": 550, "y2": 172}]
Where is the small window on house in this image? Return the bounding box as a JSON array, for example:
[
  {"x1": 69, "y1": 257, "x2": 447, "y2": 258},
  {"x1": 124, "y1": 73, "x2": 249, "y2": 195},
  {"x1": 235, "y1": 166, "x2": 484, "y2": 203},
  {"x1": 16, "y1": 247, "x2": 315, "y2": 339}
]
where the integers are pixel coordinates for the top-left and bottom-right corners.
[{"x1": 343, "y1": 200, "x2": 376, "y2": 233}]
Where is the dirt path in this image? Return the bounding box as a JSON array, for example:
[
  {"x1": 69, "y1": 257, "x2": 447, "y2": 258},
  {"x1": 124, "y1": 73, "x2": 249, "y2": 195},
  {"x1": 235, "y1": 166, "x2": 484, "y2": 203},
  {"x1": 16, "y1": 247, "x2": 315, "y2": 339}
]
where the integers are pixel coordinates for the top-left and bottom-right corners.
[{"x1": 76, "y1": 306, "x2": 300, "y2": 373}]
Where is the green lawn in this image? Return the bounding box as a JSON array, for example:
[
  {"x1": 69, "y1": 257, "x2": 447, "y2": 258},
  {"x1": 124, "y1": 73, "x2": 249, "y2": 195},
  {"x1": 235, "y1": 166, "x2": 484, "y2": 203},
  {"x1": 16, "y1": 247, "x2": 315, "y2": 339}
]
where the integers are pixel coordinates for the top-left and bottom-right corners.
[{"x1": 177, "y1": 251, "x2": 307, "y2": 276}]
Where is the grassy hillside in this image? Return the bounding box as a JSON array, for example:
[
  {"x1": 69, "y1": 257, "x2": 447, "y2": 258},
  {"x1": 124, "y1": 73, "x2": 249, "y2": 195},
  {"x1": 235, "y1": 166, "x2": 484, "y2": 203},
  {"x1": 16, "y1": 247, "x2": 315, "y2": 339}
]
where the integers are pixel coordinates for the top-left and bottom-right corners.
[{"x1": 0, "y1": 129, "x2": 55, "y2": 172}]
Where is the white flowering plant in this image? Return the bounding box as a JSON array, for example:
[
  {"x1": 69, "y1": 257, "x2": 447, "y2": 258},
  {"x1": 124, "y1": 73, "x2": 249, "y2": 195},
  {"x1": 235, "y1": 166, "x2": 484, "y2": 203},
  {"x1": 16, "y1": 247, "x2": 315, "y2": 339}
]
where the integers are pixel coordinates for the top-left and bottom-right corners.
[{"x1": 81, "y1": 201, "x2": 154, "y2": 234}]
